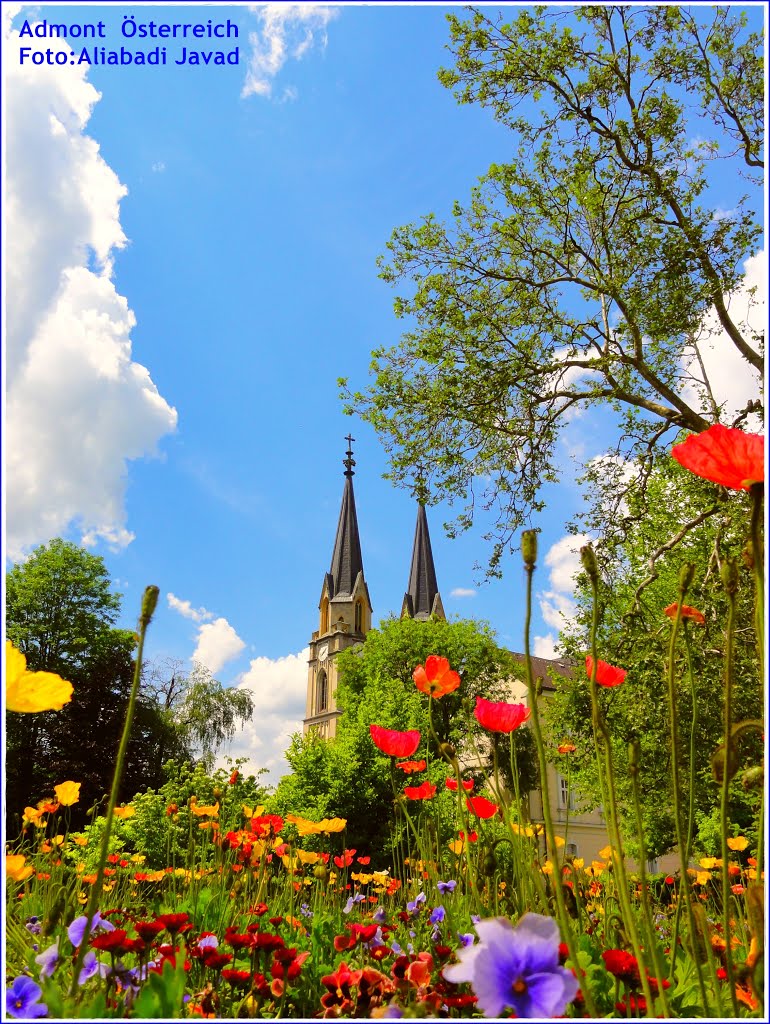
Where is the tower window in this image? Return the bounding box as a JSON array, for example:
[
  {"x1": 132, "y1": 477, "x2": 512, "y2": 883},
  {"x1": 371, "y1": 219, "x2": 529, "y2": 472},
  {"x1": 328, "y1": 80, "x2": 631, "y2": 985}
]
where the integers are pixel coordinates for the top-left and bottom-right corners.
[
  {"x1": 317, "y1": 670, "x2": 328, "y2": 713},
  {"x1": 354, "y1": 599, "x2": 364, "y2": 633},
  {"x1": 320, "y1": 597, "x2": 329, "y2": 635},
  {"x1": 558, "y1": 775, "x2": 576, "y2": 811}
]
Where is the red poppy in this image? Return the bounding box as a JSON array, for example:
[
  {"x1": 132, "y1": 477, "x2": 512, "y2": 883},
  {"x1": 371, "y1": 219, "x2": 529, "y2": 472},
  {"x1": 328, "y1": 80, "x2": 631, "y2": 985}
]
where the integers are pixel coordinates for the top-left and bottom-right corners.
[
  {"x1": 356, "y1": 856, "x2": 371, "y2": 865},
  {"x1": 413, "y1": 655, "x2": 461, "y2": 698},
  {"x1": 334, "y1": 849, "x2": 356, "y2": 869},
  {"x1": 134, "y1": 920, "x2": 165, "y2": 942},
  {"x1": 602, "y1": 949, "x2": 640, "y2": 984},
  {"x1": 466, "y1": 796, "x2": 499, "y2": 819},
  {"x1": 229, "y1": 770, "x2": 239, "y2": 785},
  {"x1": 445, "y1": 777, "x2": 474, "y2": 792},
  {"x1": 557, "y1": 742, "x2": 576, "y2": 754},
  {"x1": 404, "y1": 780, "x2": 437, "y2": 800},
  {"x1": 221, "y1": 969, "x2": 252, "y2": 988},
  {"x1": 250, "y1": 814, "x2": 284, "y2": 838},
  {"x1": 369, "y1": 724, "x2": 421, "y2": 758},
  {"x1": 90, "y1": 930, "x2": 140, "y2": 956},
  {"x1": 585, "y1": 656, "x2": 627, "y2": 688},
  {"x1": 396, "y1": 759, "x2": 427, "y2": 774},
  {"x1": 663, "y1": 602, "x2": 705, "y2": 625},
  {"x1": 671, "y1": 424, "x2": 764, "y2": 491},
  {"x1": 474, "y1": 695, "x2": 530, "y2": 732},
  {"x1": 156, "y1": 912, "x2": 191, "y2": 936},
  {"x1": 458, "y1": 830, "x2": 478, "y2": 843}
]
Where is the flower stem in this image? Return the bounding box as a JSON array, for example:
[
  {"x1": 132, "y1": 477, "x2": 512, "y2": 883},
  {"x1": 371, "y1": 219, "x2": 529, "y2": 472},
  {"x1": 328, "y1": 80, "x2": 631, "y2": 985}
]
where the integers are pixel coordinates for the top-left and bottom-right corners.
[
  {"x1": 719, "y1": 560, "x2": 740, "y2": 1016},
  {"x1": 69, "y1": 586, "x2": 159, "y2": 995}
]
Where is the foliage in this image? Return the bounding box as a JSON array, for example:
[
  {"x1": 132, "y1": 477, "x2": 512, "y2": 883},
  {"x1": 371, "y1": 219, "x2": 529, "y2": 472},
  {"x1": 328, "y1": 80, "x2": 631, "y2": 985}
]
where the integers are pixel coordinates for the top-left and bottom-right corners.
[
  {"x1": 342, "y1": 5, "x2": 763, "y2": 574},
  {"x1": 271, "y1": 616, "x2": 537, "y2": 857}
]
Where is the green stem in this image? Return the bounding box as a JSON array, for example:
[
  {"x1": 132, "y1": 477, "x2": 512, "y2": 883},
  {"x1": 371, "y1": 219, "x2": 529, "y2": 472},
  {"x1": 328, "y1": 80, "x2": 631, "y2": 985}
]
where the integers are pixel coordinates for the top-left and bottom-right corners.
[
  {"x1": 719, "y1": 564, "x2": 740, "y2": 1015},
  {"x1": 522, "y1": 544, "x2": 598, "y2": 1018},
  {"x1": 70, "y1": 586, "x2": 159, "y2": 995}
]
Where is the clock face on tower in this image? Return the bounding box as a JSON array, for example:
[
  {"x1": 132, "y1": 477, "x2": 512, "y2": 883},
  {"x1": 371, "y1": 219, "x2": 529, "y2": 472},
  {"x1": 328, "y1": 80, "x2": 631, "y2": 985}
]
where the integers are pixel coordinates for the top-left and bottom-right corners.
[{"x1": 318, "y1": 643, "x2": 329, "y2": 662}]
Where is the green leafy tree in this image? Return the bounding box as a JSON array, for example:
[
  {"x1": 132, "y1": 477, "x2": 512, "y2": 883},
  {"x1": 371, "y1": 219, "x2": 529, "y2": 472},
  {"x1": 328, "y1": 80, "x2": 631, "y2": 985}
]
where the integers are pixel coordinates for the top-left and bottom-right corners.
[
  {"x1": 271, "y1": 616, "x2": 537, "y2": 858},
  {"x1": 5, "y1": 540, "x2": 159, "y2": 828},
  {"x1": 542, "y1": 462, "x2": 762, "y2": 859},
  {"x1": 343, "y1": 5, "x2": 763, "y2": 574}
]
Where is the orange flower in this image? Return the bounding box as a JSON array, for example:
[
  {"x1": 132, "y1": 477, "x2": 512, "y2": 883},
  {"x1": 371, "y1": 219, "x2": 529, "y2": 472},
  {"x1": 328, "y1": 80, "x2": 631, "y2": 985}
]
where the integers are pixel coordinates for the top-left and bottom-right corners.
[
  {"x1": 585, "y1": 656, "x2": 626, "y2": 688},
  {"x1": 727, "y1": 836, "x2": 749, "y2": 852},
  {"x1": 396, "y1": 759, "x2": 427, "y2": 774},
  {"x1": 6, "y1": 854, "x2": 34, "y2": 883},
  {"x1": 671, "y1": 424, "x2": 763, "y2": 491},
  {"x1": 113, "y1": 805, "x2": 135, "y2": 818},
  {"x1": 403, "y1": 780, "x2": 436, "y2": 800},
  {"x1": 557, "y1": 743, "x2": 576, "y2": 754},
  {"x1": 664, "y1": 603, "x2": 705, "y2": 625},
  {"x1": 413, "y1": 655, "x2": 461, "y2": 698},
  {"x1": 54, "y1": 781, "x2": 81, "y2": 807}
]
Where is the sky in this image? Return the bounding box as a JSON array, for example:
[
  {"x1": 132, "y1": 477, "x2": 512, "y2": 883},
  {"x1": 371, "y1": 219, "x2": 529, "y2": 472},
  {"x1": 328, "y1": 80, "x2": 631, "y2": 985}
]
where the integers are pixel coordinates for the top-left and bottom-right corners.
[{"x1": 4, "y1": 2, "x2": 766, "y2": 786}]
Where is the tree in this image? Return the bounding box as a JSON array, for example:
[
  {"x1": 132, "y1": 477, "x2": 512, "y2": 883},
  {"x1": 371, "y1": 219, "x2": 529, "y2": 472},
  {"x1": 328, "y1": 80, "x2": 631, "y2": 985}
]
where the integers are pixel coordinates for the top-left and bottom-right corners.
[
  {"x1": 541, "y1": 461, "x2": 762, "y2": 859},
  {"x1": 271, "y1": 616, "x2": 537, "y2": 857},
  {"x1": 343, "y1": 5, "x2": 763, "y2": 574},
  {"x1": 142, "y1": 658, "x2": 255, "y2": 771},
  {"x1": 6, "y1": 540, "x2": 157, "y2": 828}
]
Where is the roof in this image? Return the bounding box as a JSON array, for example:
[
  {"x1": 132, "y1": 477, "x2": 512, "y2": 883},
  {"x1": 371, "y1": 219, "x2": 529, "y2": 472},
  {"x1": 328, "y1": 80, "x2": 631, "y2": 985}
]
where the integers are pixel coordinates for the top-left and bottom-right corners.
[
  {"x1": 328, "y1": 474, "x2": 364, "y2": 599},
  {"x1": 510, "y1": 652, "x2": 575, "y2": 692},
  {"x1": 403, "y1": 503, "x2": 442, "y2": 620}
]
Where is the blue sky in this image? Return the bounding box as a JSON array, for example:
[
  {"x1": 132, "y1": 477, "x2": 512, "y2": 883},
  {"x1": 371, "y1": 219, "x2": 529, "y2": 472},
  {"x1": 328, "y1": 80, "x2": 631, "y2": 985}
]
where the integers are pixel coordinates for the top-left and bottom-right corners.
[{"x1": 5, "y1": 3, "x2": 765, "y2": 783}]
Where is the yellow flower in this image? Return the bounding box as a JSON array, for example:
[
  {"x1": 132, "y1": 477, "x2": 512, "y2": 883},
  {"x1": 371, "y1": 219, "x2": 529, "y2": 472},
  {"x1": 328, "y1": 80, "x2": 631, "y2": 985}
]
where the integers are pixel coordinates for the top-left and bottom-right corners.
[
  {"x1": 448, "y1": 839, "x2": 466, "y2": 855},
  {"x1": 699, "y1": 857, "x2": 721, "y2": 869},
  {"x1": 54, "y1": 781, "x2": 81, "y2": 807},
  {"x1": 510, "y1": 822, "x2": 535, "y2": 838},
  {"x1": 295, "y1": 849, "x2": 320, "y2": 865},
  {"x1": 131, "y1": 854, "x2": 146, "y2": 864},
  {"x1": 572, "y1": 858, "x2": 585, "y2": 870},
  {"x1": 352, "y1": 872, "x2": 373, "y2": 884},
  {"x1": 73, "y1": 835, "x2": 88, "y2": 847},
  {"x1": 553, "y1": 835, "x2": 566, "y2": 849},
  {"x1": 22, "y1": 806, "x2": 46, "y2": 827},
  {"x1": 113, "y1": 805, "x2": 135, "y2": 818},
  {"x1": 286, "y1": 813, "x2": 346, "y2": 835},
  {"x1": 727, "y1": 836, "x2": 749, "y2": 852},
  {"x1": 542, "y1": 860, "x2": 554, "y2": 875},
  {"x1": 696, "y1": 870, "x2": 712, "y2": 885},
  {"x1": 6, "y1": 854, "x2": 34, "y2": 883},
  {"x1": 243, "y1": 804, "x2": 265, "y2": 819},
  {"x1": 6, "y1": 641, "x2": 74, "y2": 713},
  {"x1": 191, "y1": 801, "x2": 219, "y2": 817},
  {"x1": 598, "y1": 845, "x2": 616, "y2": 860}
]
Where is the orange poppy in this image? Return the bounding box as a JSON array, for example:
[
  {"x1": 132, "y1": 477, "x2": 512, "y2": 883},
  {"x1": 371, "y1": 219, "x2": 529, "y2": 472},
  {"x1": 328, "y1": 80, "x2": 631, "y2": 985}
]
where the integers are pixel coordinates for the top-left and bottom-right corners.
[
  {"x1": 369, "y1": 724, "x2": 421, "y2": 758},
  {"x1": 396, "y1": 759, "x2": 426, "y2": 774},
  {"x1": 585, "y1": 656, "x2": 627, "y2": 688},
  {"x1": 671, "y1": 424, "x2": 763, "y2": 491},
  {"x1": 413, "y1": 655, "x2": 461, "y2": 698},
  {"x1": 403, "y1": 780, "x2": 436, "y2": 800},
  {"x1": 474, "y1": 696, "x2": 530, "y2": 732},
  {"x1": 664, "y1": 603, "x2": 705, "y2": 625}
]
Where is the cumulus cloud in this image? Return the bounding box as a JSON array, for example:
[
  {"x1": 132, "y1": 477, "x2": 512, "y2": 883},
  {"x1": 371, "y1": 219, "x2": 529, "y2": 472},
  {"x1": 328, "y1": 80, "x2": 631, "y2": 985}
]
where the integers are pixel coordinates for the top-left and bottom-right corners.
[
  {"x1": 217, "y1": 648, "x2": 310, "y2": 785},
  {"x1": 242, "y1": 4, "x2": 338, "y2": 99},
  {"x1": 192, "y1": 619, "x2": 246, "y2": 674},
  {"x1": 450, "y1": 587, "x2": 477, "y2": 599},
  {"x1": 533, "y1": 534, "x2": 589, "y2": 656},
  {"x1": 680, "y1": 250, "x2": 765, "y2": 423},
  {"x1": 5, "y1": 15, "x2": 177, "y2": 558},
  {"x1": 167, "y1": 593, "x2": 214, "y2": 623}
]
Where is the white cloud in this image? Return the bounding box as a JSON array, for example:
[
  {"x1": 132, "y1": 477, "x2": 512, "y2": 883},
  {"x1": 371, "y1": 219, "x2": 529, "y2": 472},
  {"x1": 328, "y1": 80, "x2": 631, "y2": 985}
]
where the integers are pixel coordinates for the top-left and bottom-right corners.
[
  {"x1": 5, "y1": 17, "x2": 177, "y2": 559},
  {"x1": 450, "y1": 587, "x2": 477, "y2": 599},
  {"x1": 533, "y1": 533, "x2": 589, "y2": 657},
  {"x1": 167, "y1": 593, "x2": 214, "y2": 623},
  {"x1": 151, "y1": 161, "x2": 166, "y2": 173},
  {"x1": 193, "y1": 618, "x2": 246, "y2": 674},
  {"x1": 217, "y1": 648, "x2": 310, "y2": 785},
  {"x1": 680, "y1": 250, "x2": 765, "y2": 423},
  {"x1": 242, "y1": 4, "x2": 338, "y2": 99}
]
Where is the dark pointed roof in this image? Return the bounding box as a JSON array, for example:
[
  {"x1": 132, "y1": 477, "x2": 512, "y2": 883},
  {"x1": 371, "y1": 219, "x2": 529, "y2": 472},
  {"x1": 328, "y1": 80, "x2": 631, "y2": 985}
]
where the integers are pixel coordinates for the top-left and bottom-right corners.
[
  {"x1": 404, "y1": 504, "x2": 443, "y2": 620},
  {"x1": 328, "y1": 439, "x2": 364, "y2": 599}
]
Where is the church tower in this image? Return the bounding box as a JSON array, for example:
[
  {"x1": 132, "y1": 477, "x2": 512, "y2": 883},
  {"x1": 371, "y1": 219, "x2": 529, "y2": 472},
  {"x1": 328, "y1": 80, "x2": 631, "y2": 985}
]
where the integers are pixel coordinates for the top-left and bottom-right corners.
[
  {"x1": 401, "y1": 503, "x2": 445, "y2": 621},
  {"x1": 304, "y1": 437, "x2": 372, "y2": 738}
]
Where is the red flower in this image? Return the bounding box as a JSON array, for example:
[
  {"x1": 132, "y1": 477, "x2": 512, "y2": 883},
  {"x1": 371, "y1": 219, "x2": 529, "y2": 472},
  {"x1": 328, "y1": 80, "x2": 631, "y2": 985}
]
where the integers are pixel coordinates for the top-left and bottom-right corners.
[
  {"x1": 466, "y1": 796, "x2": 499, "y2": 819},
  {"x1": 356, "y1": 856, "x2": 371, "y2": 865},
  {"x1": 396, "y1": 759, "x2": 426, "y2": 774},
  {"x1": 413, "y1": 655, "x2": 461, "y2": 698},
  {"x1": 334, "y1": 849, "x2": 357, "y2": 869},
  {"x1": 445, "y1": 777, "x2": 474, "y2": 792},
  {"x1": 404, "y1": 780, "x2": 436, "y2": 800},
  {"x1": 91, "y1": 930, "x2": 142, "y2": 956},
  {"x1": 229, "y1": 770, "x2": 239, "y2": 785},
  {"x1": 585, "y1": 656, "x2": 626, "y2": 688},
  {"x1": 474, "y1": 696, "x2": 530, "y2": 733},
  {"x1": 134, "y1": 920, "x2": 165, "y2": 942},
  {"x1": 458, "y1": 830, "x2": 478, "y2": 842},
  {"x1": 602, "y1": 949, "x2": 640, "y2": 984},
  {"x1": 557, "y1": 743, "x2": 576, "y2": 754},
  {"x1": 369, "y1": 724, "x2": 421, "y2": 758},
  {"x1": 250, "y1": 814, "x2": 284, "y2": 838},
  {"x1": 663, "y1": 602, "x2": 705, "y2": 625},
  {"x1": 155, "y1": 913, "x2": 191, "y2": 936},
  {"x1": 221, "y1": 969, "x2": 252, "y2": 988},
  {"x1": 671, "y1": 424, "x2": 764, "y2": 491}
]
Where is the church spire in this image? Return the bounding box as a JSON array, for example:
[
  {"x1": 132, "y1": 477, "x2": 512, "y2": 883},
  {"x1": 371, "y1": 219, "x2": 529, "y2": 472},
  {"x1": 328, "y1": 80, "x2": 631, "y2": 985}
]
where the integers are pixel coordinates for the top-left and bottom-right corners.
[
  {"x1": 329, "y1": 435, "x2": 364, "y2": 598},
  {"x1": 402, "y1": 503, "x2": 445, "y2": 621}
]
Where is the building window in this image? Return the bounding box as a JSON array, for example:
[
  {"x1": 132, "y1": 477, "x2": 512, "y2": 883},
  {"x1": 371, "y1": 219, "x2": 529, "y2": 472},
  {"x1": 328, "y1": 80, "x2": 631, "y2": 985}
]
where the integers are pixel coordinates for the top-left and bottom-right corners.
[
  {"x1": 354, "y1": 599, "x2": 364, "y2": 633},
  {"x1": 646, "y1": 858, "x2": 659, "y2": 874},
  {"x1": 558, "y1": 775, "x2": 576, "y2": 811},
  {"x1": 317, "y1": 670, "x2": 328, "y2": 713},
  {"x1": 566, "y1": 842, "x2": 579, "y2": 858},
  {"x1": 320, "y1": 597, "x2": 329, "y2": 635}
]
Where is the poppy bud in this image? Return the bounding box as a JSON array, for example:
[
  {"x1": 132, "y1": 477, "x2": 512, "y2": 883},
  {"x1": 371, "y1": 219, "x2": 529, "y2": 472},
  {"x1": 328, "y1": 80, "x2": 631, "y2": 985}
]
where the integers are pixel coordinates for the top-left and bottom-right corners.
[
  {"x1": 521, "y1": 530, "x2": 538, "y2": 568},
  {"x1": 172, "y1": 814, "x2": 180, "y2": 824},
  {"x1": 482, "y1": 851, "x2": 498, "y2": 876},
  {"x1": 140, "y1": 585, "x2": 160, "y2": 628},
  {"x1": 742, "y1": 765, "x2": 764, "y2": 790},
  {"x1": 678, "y1": 563, "x2": 696, "y2": 594},
  {"x1": 212, "y1": 788, "x2": 222, "y2": 800},
  {"x1": 720, "y1": 558, "x2": 740, "y2": 596},
  {"x1": 313, "y1": 864, "x2": 328, "y2": 881},
  {"x1": 580, "y1": 544, "x2": 598, "y2": 580},
  {"x1": 439, "y1": 742, "x2": 456, "y2": 760}
]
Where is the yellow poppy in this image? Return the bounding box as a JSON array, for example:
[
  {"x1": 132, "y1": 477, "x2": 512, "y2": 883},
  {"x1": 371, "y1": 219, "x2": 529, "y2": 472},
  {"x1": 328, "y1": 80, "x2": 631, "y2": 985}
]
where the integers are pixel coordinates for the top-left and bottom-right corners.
[
  {"x1": 598, "y1": 845, "x2": 616, "y2": 860},
  {"x1": 352, "y1": 872, "x2": 373, "y2": 884},
  {"x1": 696, "y1": 870, "x2": 712, "y2": 885},
  {"x1": 243, "y1": 804, "x2": 265, "y2": 819},
  {"x1": 318, "y1": 817, "x2": 347, "y2": 833},
  {"x1": 295, "y1": 849, "x2": 320, "y2": 865},
  {"x1": 572, "y1": 858, "x2": 585, "y2": 870},
  {"x1": 73, "y1": 835, "x2": 88, "y2": 846},
  {"x1": 6, "y1": 854, "x2": 34, "y2": 883},
  {"x1": 542, "y1": 860, "x2": 554, "y2": 875},
  {"x1": 553, "y1": 835, "x2": 566, "y2": 848},
  {"x1": 113, "y1": 805, "x2": 135, "y2": 818},
  {"x1": 727, "y1": 836, "x2": 749, "y2": 852},
  {"x1": 191, "y1": 801, "x2": 219, "y2": 817},
  {"x1": 22, "y1": 806, "x2": 46, "y2": 827},
  {"x1": 54, "y1": 781, "x2": 81, "y2": 807},
  {"x1": 6, "y1": 641, "x2": 74, "y2": 713},
  {"x1": 448, "y1": 839, "x2": 466, "y2": 855},
  {"x1": 699, "y1": 856, "x2": 722, "y2": 869},
  {"x1": 510, "y1": 822, "x2": 535, "y2": 838}
]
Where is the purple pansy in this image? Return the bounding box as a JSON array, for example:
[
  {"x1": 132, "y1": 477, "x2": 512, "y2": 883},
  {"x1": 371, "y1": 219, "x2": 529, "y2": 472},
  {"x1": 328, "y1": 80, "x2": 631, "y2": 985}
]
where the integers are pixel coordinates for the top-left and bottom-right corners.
[
  {"x1": 458, "y1": 932, "x2": 475, "y2": 948},
  {"x1": 442, "y1": 914, "x2": 579, "y2": 1019},
  {"x1": 343, "y1": 893, "x2": 366, "y2": 914},
  {"x1": 373, "y1": 906, "x2": 387, "y2": 924},
  {"x1": 430, "y1": 905, "x2": 446, "y2": 925},
  {"x1": 197, "y1": 934, "x2": 218, "y2": 950},
  {"x1": 437, "y1": 879, "x2": 457, "y2": 894},
  {"x1": 7, "y1": 977, "x2": 47, "y2": 1019},
  {"x1": 67, "y1": 911, "x2": 114, "y2": 948},
  {"x1": 406, "y1": 892, "x2": 426, "y2": 916},
  {"x1": 35, "y1": 939, "x2": 59, "y2": 979},
  {"x1": 78, "y1": 951, "x2": 100, "y2": 985}
]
